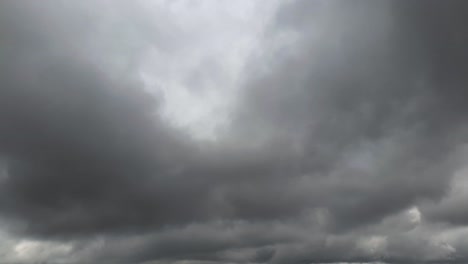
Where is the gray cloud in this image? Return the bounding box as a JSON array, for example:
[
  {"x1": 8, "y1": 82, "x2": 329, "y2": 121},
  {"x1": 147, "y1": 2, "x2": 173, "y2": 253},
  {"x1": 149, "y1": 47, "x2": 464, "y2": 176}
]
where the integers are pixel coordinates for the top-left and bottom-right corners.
[
  {"x1": 0, "y1": 0, "x2": 212, "y2": 238},
  {"x1": 1, "y1": 0, "x2": 468, "y2": 263},
  {"x1": 226, "y1": 0, "x2": 466, "y2": 232}
]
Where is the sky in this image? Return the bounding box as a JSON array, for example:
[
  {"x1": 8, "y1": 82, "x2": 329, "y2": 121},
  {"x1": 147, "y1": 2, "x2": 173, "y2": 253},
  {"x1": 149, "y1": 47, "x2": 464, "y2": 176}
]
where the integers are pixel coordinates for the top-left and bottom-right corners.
[{"x1": 1, "y1": 0, "x2": 468, "y2": 263}]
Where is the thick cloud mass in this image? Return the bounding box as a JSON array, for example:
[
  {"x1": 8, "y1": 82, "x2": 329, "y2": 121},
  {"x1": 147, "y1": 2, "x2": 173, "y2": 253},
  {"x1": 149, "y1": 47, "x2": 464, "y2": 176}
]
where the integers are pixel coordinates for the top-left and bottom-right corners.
[
  {"x1": 1, "y1": 0, "x2": 468, "y2": 263},
  {"x1": 0, "y1": 1, "x2": 197, "y2": 236}
]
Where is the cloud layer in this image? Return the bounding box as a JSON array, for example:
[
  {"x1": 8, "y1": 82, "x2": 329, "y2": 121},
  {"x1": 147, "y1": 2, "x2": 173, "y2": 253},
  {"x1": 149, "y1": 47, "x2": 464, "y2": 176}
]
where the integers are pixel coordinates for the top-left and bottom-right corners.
[{"x1": 0, "y1": 0, "x2": 468, "y2": 263}]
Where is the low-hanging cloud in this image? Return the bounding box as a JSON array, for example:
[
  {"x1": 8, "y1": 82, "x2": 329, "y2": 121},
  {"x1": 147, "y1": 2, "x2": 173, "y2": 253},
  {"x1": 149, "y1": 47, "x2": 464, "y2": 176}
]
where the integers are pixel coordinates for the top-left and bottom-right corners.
[{"x1": 0, "y1": 0, "x2": 468, "y2": 263}]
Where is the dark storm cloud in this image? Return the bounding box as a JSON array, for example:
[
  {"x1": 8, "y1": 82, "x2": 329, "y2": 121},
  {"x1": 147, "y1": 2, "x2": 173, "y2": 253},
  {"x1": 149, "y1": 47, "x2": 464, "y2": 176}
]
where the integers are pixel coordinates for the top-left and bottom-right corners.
[
  {"x1": 0, "y1": 0, "x2": 213, "y2": 238},
  {"x1": 225, "y1": 0, "x2": 468, "y2": 232},
  {"x1": 1, "y1": 0, "x2": 468, "y2": 263},
  {"x1": 0, "y1": 0, "x2": 294, "y2": 241}
]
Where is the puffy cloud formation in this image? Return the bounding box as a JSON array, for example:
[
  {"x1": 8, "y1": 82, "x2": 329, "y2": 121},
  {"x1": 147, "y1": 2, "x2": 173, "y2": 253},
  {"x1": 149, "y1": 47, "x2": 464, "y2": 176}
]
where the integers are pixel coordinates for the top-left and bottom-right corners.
[{"x1": 0, "y1": 0, "x2": 468, "y2": 263}]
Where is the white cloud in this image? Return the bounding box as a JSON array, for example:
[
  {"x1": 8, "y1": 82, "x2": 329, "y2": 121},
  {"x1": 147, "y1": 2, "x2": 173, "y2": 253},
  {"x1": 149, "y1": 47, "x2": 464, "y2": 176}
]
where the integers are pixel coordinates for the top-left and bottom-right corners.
[
  {"x1": 13, "y1": 239, "x2": 73, "y2": 262},
  {"x1": 136, "y1": 0, "x2": 281, "y2": 140}
]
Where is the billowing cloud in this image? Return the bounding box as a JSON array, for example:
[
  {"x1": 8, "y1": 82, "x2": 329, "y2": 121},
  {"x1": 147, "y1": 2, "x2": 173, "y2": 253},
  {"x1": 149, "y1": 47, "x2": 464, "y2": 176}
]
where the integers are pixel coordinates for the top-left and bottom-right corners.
[{"x1": 0, "y1": 0, "x2": 468, "y2": 264}]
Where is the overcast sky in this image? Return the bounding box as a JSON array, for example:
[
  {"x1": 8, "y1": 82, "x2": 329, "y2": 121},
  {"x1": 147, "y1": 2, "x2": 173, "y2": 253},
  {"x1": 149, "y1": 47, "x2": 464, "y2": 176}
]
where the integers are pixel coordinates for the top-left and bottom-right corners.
[{"x1": 1, "y1": 0, "x2": 468, "y2": 263}]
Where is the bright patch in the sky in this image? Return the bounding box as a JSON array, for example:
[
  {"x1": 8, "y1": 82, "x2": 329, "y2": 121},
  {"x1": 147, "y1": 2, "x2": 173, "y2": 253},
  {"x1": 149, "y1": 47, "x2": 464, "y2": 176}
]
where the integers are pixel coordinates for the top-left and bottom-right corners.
[
  {"x1": 357, "y1": 235, "x2": 387, "y2": 255},
  {"x1": 14, "y1": 240, "x2": 73, "y2": 261},
  {"x1": 138, "y1": 0, "x2": 281, "y2": 140},
  {"x1": 407, "y1": 206, "x2": 422, "y2": 225}
]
